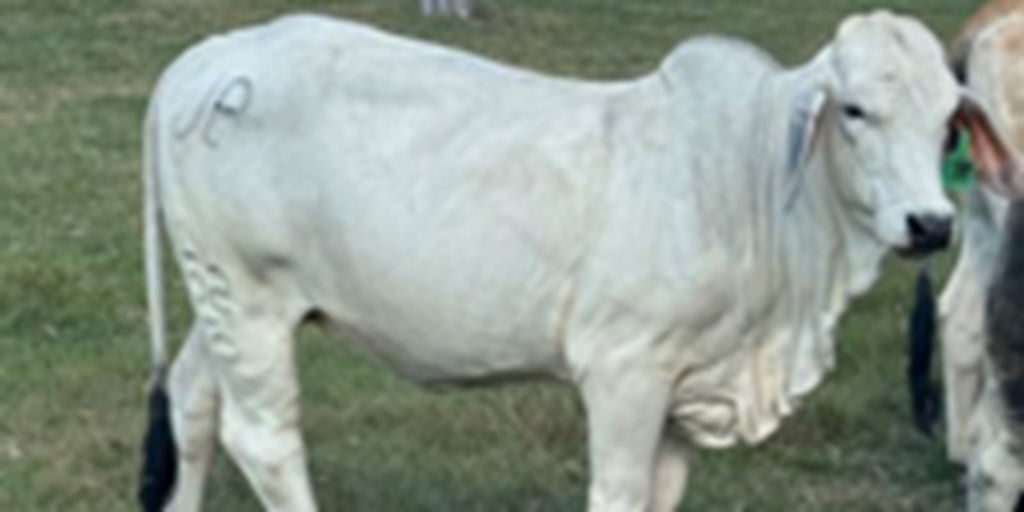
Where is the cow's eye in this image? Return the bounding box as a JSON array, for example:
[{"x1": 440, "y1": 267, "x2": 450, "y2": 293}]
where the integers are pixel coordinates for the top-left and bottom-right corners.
[{"x1": 842, "y1": 104, "x2": 867, "y2": 120}]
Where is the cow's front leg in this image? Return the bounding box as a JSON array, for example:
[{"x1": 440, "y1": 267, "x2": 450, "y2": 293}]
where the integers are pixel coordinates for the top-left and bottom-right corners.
[
  {"x1": 650, "y1": 435, "x2": 690, "y2": 512},
  {"x1": 942, "y1": 306, "x2": 986, "y2": 464},
  {"x1": 578, "y1": 347, "x2": 675, "y2": 512}
]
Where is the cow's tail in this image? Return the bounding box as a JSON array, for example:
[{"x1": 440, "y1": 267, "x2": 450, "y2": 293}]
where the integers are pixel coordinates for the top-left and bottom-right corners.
[
  {"x1": 138, "y1": 97, "x2": 179, "y2": 512},
  {"x1": 908, "y1": 260, "x2": 939, "y2": 437}
]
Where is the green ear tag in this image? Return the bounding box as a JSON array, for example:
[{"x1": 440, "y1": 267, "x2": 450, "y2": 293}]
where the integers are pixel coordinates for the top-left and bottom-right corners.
[{"x1": 942, "y1": 129, "x2": 977, "y2": 191}]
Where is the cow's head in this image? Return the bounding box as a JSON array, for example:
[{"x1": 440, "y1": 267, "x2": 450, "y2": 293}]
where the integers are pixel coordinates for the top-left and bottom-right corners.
[{"x1": 786, "y1": 11, "x2": 1020, "y2": 257}]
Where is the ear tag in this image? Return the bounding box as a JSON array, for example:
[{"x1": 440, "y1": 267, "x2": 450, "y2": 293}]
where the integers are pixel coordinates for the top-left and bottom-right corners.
[{"x1": 942, "y1": 128, "x2": 977, "y2": 191}]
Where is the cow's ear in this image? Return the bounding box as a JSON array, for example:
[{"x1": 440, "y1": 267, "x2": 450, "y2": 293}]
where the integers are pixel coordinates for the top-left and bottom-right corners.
[
  {"x1": 784, "y1": 86, "x2": 828, "y2": 209},
  {"x1": 955, "y1": 90, "x2": 1024, "y2": 198}
]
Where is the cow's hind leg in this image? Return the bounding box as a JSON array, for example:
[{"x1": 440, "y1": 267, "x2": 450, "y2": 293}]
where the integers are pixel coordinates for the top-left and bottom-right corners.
[
  {"x1": 165, "y1": 324, "x2": 220, "y2": 512},
  {"x1": 202, "y1": 272, "x2": 316, "y2": 512}
]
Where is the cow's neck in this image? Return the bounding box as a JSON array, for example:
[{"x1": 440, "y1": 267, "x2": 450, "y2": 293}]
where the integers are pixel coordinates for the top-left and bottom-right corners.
[
  {"x1": 774, "y1": 122, "x2": 887, "y2": 316},
  {"x1": 775, "y1": 147, "x2": 887, "y2": 319}
]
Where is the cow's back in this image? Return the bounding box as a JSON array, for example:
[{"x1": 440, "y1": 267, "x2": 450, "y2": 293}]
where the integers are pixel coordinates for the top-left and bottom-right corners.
[{"x1": 149, "y1": 14, "x2": 625, "y2": 383}]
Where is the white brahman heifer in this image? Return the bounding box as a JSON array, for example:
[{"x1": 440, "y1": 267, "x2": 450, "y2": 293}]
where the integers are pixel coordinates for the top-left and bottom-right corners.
[
  {"x1": 918, "y1": 4, "x2": 1024, "y2": 510},
  {"x1": 137, "y1": 11, "x2": 1018, "y2": 512}
]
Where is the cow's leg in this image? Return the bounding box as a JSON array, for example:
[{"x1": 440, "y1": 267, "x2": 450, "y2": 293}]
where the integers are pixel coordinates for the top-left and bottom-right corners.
[
  {"x1": 943, "y1": 316, "x2": 986, "y2": 464},
  {"x1": 217, "y1": 317, "x2": 314, "y2": 511},
  {"x1": 577, "y1": 348, "x2": 673, "y2": 512},
  {"x1": 453, "y1": 0, "x2": 473, "y2": 18},
  {"x1": 946, "y1": 360, "x2": 985, "y2": 464},
  {"x1": 967, "y1": 389, "x2": 1024, "y2": 512},
  {"x1": 198, "y1": 270, "x2": 316, "y2": 512},
  {"x1": 650, "y1": 435, "x2": 690, "y2": 512},
  {"x1": 166, "y1": 324, "x2": 219, "y2": 512}
]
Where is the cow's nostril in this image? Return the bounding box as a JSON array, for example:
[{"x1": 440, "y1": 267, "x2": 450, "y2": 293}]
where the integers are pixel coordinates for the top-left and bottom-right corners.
[
  {"x1": 907, "y1": 215, "x2": 928, "y2": 239},
  {"x1": 906, "y1": 214, "x2": 953, "y2": 253}
]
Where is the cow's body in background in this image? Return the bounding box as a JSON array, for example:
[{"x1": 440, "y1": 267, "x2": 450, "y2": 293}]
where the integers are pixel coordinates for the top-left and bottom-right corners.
[{"x1": 930, "y1": 3, "x2": 1024, "y2": 510}]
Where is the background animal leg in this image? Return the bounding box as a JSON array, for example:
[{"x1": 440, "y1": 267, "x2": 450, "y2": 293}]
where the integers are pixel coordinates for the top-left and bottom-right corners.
[
  {"x1": 944, "y1": 326, "x2": 986, "y2": 463},
  {"x1": 967, "y1": 388, "x2": 1024, "y2": 512}
]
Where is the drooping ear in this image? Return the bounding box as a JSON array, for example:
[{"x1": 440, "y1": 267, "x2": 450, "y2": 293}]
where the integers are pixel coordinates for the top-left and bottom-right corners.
[
  {"x1": 784, "y1": 86, "x2": 828, "y2": 209},
  {"x1": 955, "y1": 90, "x2": 1024, "y2": 199}
]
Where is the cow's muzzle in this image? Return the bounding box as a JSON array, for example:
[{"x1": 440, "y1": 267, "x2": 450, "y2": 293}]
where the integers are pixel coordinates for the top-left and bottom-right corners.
[{"x1": 902, "y1": 213, "x2": 953, "y2": 256}]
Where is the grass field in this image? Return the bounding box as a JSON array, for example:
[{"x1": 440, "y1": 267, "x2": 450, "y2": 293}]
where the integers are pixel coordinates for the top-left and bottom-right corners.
[{"x1": 0, "y1": 0, "x2": 985, "y2": 510}]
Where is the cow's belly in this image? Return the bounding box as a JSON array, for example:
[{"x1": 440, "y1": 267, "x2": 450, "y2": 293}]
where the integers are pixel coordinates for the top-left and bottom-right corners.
[
  {"x1": 308, "y1": 254, "x2": 573, "y2": 385},
  {"x1": 317, "y1": 308, "x2": 567, "y2": 386},
  {"x1": 289, "y1": 175, "x2": 582, "y2": 385}
]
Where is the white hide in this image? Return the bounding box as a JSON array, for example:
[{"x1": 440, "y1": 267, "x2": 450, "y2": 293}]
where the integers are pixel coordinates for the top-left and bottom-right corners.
[{"x1": 146, "y1": 12, "x2": 961, "y2": 512}]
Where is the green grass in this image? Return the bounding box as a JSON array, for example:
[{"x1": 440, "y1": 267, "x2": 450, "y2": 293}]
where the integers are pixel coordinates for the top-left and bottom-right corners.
[{"x1": 0, "y1": 0, "x2": 981, "y2": 510}]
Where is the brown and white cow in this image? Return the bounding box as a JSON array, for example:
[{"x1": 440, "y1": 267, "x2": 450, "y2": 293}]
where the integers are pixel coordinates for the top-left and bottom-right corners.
[{"x1": 912, "y1": 2, "x2": 1024, "y2": 510}]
